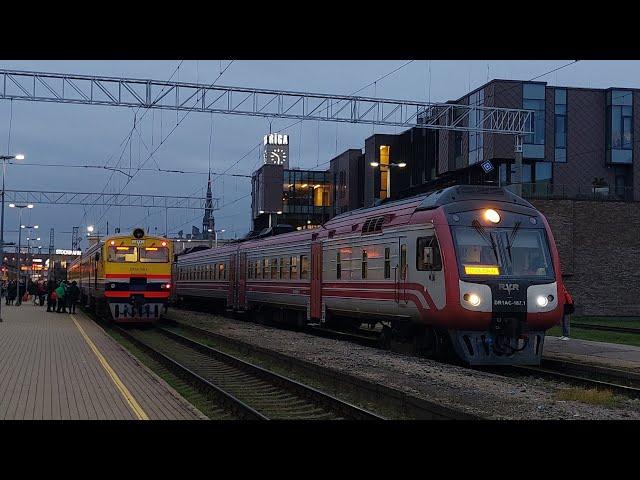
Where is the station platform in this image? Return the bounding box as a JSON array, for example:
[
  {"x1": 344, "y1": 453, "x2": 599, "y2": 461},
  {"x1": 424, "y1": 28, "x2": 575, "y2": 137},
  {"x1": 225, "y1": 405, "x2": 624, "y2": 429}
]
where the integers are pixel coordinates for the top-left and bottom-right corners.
[
  {"x1": 0, "y1": 304, "x2": 205, "y2": 420},
  {"x1": 544, "y1": 335, "x2": 640, "y2": 373}
]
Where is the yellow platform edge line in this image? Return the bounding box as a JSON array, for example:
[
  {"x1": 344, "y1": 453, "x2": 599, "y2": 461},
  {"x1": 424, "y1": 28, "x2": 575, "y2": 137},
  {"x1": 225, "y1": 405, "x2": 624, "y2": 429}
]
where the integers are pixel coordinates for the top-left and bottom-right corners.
[{"x1": 71, "y1": 315, "x2": 149, "y2": 420}]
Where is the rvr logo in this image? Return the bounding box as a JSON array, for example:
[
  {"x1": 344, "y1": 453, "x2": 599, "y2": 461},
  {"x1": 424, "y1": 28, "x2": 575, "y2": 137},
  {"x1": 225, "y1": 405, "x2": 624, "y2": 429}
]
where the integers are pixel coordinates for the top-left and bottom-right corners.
[{"x1": 498, "y1": 283, "x2": 520, "y2": 295}]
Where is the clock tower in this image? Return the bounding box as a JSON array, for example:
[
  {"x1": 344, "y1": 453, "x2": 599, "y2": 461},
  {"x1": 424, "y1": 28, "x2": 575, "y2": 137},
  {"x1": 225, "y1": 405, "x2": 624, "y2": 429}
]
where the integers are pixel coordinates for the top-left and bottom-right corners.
[{"x1": 263, "y1": 133, "x2": 289, "y2": 168}]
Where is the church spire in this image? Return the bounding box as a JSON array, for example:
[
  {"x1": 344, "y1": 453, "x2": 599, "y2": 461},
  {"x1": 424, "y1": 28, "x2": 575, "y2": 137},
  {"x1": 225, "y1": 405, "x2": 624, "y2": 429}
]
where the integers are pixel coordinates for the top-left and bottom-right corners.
[{"x1": 202, "y1": 171, "x2": 214, "y2": 238}]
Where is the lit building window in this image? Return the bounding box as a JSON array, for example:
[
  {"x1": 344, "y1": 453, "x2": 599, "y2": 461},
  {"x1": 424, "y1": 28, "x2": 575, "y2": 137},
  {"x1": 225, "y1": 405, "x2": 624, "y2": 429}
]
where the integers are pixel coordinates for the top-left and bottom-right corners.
[{"x1": 379, "y1": 145, "x2": 390, "y2": 200}]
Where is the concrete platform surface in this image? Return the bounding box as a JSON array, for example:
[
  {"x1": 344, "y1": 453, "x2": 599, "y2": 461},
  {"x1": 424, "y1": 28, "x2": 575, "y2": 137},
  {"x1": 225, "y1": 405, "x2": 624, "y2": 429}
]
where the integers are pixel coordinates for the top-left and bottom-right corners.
[
  {"x1": 544, "y1": 335, "x2": 640, "y2": 373},
  {"x1": 0, "y1": 304, "x2": 205, "y2": 420}
]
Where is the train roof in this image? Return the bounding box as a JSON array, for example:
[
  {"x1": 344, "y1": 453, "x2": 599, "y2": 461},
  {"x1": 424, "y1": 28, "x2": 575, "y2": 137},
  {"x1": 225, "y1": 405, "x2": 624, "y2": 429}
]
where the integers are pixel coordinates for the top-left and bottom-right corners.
[
  {"x1": 176, "y1": 185, "x2": 536, "y2": 262},
  {"x1": 415, "y1": 185, "x2": 534, "y2": 211}
]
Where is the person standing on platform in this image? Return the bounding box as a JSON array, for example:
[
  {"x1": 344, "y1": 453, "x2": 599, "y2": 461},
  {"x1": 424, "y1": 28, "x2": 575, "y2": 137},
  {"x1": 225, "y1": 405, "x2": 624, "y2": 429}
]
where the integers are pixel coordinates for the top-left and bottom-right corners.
[
  {"x1": 7, "y1": 280, "x2": 17, "y2": 306},
  {"x1": 560, "y1": 285, "x2": 575, "y2": 341},
  {"x1": 55, "y1": 281, "x2": 67, "y2": 313},
  {"x1": 68, "y1": 281, "x2": 80, "y2": 314},
  {"x1": 37, "y1": 281, "x2": 46, "y2": 306},
  {"x1": 46, "y1": 279, "x2": 56, "y2": 312}
]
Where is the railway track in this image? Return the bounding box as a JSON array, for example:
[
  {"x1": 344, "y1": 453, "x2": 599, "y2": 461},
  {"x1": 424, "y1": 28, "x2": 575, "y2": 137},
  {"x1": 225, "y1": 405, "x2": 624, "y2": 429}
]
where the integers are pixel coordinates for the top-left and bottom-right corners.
[
  {"x1": 571, "y1": 322, "x2": 640, "y2": 335},
  {"x1": 112, "y1": 324, "x2": 384, "y2": 420}
]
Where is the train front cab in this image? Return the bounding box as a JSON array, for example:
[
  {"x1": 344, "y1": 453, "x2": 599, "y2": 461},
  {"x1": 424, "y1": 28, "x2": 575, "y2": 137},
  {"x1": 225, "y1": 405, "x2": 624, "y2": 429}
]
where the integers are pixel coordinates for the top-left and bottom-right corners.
[
  {"x1": 428, "y1": 199, "x2": 565, "y2": 366},
  {"x1": 103, "y1": 231, "x2": 172, "y2": 323}
]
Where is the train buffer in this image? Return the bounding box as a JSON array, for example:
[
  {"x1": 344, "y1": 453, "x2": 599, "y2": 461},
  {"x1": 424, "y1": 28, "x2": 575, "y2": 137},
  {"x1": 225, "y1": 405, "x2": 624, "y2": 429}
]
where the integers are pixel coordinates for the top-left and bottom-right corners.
[{"x1": 0, "y1": 304, "x2": 205, "y2": 420}]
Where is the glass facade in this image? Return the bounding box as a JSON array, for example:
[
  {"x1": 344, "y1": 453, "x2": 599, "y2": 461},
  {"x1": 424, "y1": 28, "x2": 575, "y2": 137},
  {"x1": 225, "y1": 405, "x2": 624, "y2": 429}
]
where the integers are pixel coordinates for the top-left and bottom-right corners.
[
  {"x1": 468, "y1": 89, "x2": 484, "y2": 165},
  {"x1": 554, "y1": 89, "x2": 567, "y2": 162},
  {"x1": 282, "y1": 169, "x2": 332, "y2": 229},
  {"x1": 607, "y1": 90, "x2": 633, "y2": 164},
  {"x1": 523, "y1": 83, "x2": 545, "y2": 159}
]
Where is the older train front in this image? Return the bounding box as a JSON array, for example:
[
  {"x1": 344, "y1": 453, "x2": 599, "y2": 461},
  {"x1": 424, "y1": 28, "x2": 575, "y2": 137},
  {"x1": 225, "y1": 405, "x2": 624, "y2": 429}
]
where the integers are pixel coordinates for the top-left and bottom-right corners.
[{"x1": 103, "y1": 233, "x2": 172, "y2": 322}]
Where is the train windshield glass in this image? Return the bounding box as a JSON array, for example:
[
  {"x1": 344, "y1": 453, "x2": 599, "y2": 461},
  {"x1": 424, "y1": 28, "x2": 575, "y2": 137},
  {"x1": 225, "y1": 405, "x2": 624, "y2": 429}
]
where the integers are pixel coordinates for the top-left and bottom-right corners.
[
  {"x1": 107, "y1": 246, "x2": 138, "y2": 263},
  {"x1": 452, "y1": 227, "x2": 554, "y2": 278},
  {"x1": 139, "y1": 247, "x2": 169, "y2": 263}
]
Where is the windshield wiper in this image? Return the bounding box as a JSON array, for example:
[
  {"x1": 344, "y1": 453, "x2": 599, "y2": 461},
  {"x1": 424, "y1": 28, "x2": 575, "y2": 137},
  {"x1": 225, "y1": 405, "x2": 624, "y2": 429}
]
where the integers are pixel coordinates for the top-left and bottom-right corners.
[
  {"x1": 504, "y1": 221, "x2": 521, "y2": 263},
  {"x1": 472, "y1": 220, "x2": 500, "y2": 265}
]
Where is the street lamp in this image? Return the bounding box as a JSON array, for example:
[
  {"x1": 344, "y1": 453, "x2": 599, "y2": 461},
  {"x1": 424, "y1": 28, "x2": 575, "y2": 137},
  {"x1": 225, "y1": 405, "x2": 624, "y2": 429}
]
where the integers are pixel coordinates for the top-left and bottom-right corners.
[
  {"x1": 0, "y1": 153, "x2": 26, "y2": 321},
  {"x1": 9, "y1": 203, "x2": 34, "y2": 306},
  {"x1": 259, "y1": 210, "x2": 283, "y2": 228},
  {"x1": 369, "y1": 161, "x2": 406, "y2": 200}
]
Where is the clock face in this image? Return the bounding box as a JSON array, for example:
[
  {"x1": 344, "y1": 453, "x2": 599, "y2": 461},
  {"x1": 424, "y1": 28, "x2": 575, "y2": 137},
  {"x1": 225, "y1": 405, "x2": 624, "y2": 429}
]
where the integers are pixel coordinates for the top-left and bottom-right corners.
[{"x1": 269, "y1": 147, "x2": 288, "y2": 165}]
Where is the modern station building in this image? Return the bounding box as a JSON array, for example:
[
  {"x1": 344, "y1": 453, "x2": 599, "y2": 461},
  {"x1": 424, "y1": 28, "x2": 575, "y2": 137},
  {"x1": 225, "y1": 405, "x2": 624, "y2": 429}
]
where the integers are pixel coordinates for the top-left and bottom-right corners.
[{"x1": 249, "y1": 78, "x2": 640, "y2": 234}]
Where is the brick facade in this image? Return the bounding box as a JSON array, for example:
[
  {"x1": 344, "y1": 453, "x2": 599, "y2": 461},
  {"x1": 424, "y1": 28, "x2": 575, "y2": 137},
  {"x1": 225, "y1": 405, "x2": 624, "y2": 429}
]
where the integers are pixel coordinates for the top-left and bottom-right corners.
[{"x1": 533, "y1": 199, "x2": 640, "y2": 316}]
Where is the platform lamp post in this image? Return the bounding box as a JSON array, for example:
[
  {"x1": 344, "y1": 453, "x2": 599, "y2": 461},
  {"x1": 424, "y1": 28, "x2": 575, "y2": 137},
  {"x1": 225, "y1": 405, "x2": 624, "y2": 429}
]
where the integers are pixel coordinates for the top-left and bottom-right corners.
[
  {"x1": 208, "y1": 228, "x2": 226, "y2": 249},
  {"x1": 369, "y1": 161, "x2": 406, "y2": 201},
  {"x1": 0, "y1": 153, "x2": 25, "y2": 321},
  {"x1": 9, "y1": 203, "x2": 34, "y2": 306},
  {"x1": 259, "y1": 210, "x2": 282, "y2": 229}
]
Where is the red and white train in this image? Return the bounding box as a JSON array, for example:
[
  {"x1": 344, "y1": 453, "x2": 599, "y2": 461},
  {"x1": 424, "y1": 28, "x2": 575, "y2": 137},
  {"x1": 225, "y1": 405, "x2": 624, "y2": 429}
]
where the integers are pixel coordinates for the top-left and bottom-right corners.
[{"x1": 173, "y1": 185, "x2": 566, "y2": 365}]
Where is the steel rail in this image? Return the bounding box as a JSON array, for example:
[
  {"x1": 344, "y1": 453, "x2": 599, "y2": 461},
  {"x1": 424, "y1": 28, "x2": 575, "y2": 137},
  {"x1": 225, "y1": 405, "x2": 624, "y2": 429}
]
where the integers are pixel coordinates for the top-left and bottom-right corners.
[
  {"x1": 156, "y1": 326, "x2": 384, "y2": 420},
  {"x1": 111, "y1": 325, "x2": 267, "y2": 420}
]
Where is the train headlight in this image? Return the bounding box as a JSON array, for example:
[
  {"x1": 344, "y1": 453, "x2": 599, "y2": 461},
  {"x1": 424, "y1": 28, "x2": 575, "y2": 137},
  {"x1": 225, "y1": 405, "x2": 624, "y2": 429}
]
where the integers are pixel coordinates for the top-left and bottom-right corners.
[
  {"x1": 536, "y1": 295, "x2": 549, "y2": 307},
  {"x1": 463, "y1": 293, "x2": 481, "y2": 307},
  {"x1": 484, "y1": 209, "x2": 500, "y2": 224}
]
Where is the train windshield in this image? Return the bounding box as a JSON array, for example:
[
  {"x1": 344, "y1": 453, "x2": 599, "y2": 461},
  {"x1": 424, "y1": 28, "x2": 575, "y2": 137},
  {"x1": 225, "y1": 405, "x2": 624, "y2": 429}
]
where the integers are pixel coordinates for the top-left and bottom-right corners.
[
  {"x1": 107, "y1": 246, "x2": 138, "y2": 263},
  {"x1": 452, "y1": 226, "x2": 554, "y2": 278},
  {"x1": 139, "y1": 246, "x2": 169, "y2": 263}
]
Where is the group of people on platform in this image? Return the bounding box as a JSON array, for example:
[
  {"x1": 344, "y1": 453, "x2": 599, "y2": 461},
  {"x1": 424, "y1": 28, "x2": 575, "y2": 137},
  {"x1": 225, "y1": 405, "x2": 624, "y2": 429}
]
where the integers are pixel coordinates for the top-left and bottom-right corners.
[{"x1": 1, "y1": 278, "x2": 80, "y2": 313}]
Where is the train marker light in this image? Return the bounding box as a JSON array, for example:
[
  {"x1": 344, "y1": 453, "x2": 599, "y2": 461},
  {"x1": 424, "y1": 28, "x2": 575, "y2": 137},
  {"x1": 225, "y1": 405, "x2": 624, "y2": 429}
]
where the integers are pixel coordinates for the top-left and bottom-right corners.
[
  {"x1": 484, "y1": 209, "x2": 500, "y2": 223},
  {"x1": 110, "y1": 240, "x2": 115, "y2": 245},
  {"x1": 464, "y1": 265, "x2": 500, "y2": 275},
  {"x1": 463, "y1": 293, "x2": 481, "y2": 306},
  {"x1": 161, "y1": 241, "x2": 167, "y2": 247},
  {"x1": 536, "y1": 295, "x2": 549, "y2": 307}
]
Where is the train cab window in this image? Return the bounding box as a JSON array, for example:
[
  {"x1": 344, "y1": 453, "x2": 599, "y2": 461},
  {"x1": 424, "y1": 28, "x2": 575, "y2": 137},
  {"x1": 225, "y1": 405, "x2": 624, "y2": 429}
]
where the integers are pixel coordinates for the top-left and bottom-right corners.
[
  {"x1": 140, "y1": 246, "x2": 169, "y2": 263},
  {"x1": 108, "y1": 246, "x2": 137, "y2": 263},
  {"x1": 290, "y1": 256, "x2": 298, "y2": 279},
  {"x1": 400, "y1": 245, "x2": 407, "y2": 280},
  {"x1": 248, "y1": 261, "x2": 253, "y2": 279},
  {"x1": 219, "y1": 263, "x2": 226, "y2": 280},
  {"x1": 256, "y1": 259, "x2": 262, "y2": 279},
  {"x1": 263, "y1": 258, "x2": 269, "y2": 279},
  {"x1": 384, "y1": 248, "x2": 391, "y2": 279},
  {"x1": 279, "y1": 257, "x2": 285, "y2": 279},
  {"x1": 271, "y1": 258, "x2": 278, "y2": 279},
  {"x1": 417, "y1": 236, "x2": 442, "y2": 271},
  {"x1": 300, "y1": 255, "x2": 309, "y2": 280},
  {"x1": 361, "y1": 251, "x2": 368, "y2": 280},
  {"x1": 336, "y1": 251, "x2": 341, "y2": 280}
]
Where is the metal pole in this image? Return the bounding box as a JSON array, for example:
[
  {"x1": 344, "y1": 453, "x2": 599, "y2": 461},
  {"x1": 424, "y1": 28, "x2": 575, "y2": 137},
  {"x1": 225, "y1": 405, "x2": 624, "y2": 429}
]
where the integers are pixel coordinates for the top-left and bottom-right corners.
[
  {"x1": 0, "y1": 159, "x2": 5, "y2": 321},
  {"x1": 16, "y1": 209, "x2": 22, "y2": 306},
  {"x1": 215, "y1": 231, "x2": 218, "y2": 249}
]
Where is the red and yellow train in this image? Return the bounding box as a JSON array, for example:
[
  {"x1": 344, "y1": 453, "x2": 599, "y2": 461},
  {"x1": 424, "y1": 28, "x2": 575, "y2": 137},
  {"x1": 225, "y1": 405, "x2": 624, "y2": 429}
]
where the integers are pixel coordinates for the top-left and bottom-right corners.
[
  {"x1": 68, "y1": 228, "x2": 172, "y2": 323},
  {"x1": 173, "y1": 185, "x2": 566, "y2": 365}
]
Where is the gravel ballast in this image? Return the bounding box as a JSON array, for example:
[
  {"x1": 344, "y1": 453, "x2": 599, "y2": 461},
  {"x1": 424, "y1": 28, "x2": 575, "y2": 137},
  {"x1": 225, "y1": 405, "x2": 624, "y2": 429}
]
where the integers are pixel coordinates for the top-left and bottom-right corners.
[{"x1": 166, "y1": 309, "x2": 640, "y2": 420}]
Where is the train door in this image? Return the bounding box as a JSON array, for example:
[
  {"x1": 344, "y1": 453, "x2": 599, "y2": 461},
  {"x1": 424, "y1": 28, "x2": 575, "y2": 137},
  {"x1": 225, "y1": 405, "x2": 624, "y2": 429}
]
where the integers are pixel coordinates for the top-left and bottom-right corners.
[
  {"x1": 227, "y1": 253, "x2": 237, "y2": 310},
  {"x1": 238, "y1": 251, "x2": 247, "y2": 311},
  {"x1": 396, "y1": 237, "x2": 408, "y2": 308},
  {"x1": 310, "y1": 242, "x2": 322, "y2": 320}
]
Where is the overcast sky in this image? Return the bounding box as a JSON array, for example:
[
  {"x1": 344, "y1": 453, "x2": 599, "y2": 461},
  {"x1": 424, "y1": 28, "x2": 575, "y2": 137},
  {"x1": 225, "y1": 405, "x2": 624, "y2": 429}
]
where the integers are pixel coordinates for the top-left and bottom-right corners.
[{"x1": 0, "y1": 60, "x2": 637, "y2": 251}]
